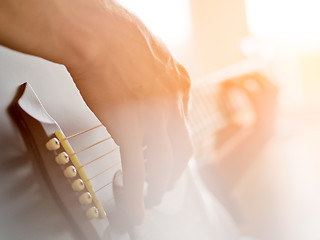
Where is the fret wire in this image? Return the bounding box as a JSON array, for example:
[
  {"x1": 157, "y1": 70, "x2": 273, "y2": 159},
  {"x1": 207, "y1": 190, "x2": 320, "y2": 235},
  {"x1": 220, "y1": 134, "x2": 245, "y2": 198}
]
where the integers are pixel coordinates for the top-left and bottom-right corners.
[
  {"x1": 86, "y1": 161, "x2": 120, "y2": 182},
  {"x1": 80, "y1": 147, "x2": 118, "y2": 168},
  {"x1": 71, "y1": 136, "x2": 111, "y2": 155},
  {"x1": 61, "y1": 124, "x2": 103, "y2": 141},
  {"x1": 191, "y1": 93, "x2": 220, "y2": 129},
  {"x1": 94, "y1": 181, "x2": 113, "y2": 193}
]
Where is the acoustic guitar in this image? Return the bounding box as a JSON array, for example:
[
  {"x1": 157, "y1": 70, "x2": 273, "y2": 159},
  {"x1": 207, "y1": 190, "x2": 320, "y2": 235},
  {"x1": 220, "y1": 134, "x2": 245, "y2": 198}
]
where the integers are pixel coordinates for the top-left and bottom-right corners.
[{"x1": 0, "y1": 45, "x2": 270, "y2": 240}]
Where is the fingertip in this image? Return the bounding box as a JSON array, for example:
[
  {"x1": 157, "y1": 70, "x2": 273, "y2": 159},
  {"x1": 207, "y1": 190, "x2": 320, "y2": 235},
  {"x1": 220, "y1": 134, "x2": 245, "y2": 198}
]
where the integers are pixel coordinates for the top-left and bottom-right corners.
[
  {"x1": 145, "y1": 184, "x2": 167, "y2": 208},
  {"x1": 129, "y1": 198, "x2": 145, "y2": 225},
  {"x1": 166, "y1": 102, "x2": 193, "y2": 189},
  {"x1": 113, "y1": 170, "x2": 146, "y2": 225}
]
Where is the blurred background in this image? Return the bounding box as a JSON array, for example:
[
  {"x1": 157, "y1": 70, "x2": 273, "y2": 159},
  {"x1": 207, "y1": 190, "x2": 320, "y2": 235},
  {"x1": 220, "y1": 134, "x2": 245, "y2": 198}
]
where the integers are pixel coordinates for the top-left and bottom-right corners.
[{"x1": 118, "y1": 0, "x2": 320, "y2": 239}]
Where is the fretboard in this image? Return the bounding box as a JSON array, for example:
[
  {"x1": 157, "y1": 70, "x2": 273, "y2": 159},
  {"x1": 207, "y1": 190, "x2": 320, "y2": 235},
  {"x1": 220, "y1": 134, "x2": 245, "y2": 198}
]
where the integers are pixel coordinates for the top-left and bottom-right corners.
[{"x1": 188, "y1": 60, "x2": 270, "y2": 165}]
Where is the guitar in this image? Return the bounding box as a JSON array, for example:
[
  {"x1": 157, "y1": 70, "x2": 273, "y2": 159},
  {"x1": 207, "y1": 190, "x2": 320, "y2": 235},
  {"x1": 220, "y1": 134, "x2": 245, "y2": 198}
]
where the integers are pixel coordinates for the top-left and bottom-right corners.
[{"x1": 0, "y1": 45, "x2": 272, "y2": 240}]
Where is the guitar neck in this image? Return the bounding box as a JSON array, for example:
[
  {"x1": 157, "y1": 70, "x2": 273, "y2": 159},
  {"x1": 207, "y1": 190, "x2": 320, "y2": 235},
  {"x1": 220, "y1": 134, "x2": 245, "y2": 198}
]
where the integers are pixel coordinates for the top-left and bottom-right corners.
[{"x1": 189, "y1": 60, "x2": 269, "y2": 165}]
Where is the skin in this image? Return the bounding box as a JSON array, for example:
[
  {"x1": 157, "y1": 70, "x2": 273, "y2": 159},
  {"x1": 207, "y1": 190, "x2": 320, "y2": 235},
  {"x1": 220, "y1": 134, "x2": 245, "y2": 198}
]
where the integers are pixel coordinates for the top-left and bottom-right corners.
[
  {"x1": 0, "y1": 0, "x2": 192, "y2": 225},
  {"x1": 200, "y1": 73, "x2": 278, "y2": 218}
]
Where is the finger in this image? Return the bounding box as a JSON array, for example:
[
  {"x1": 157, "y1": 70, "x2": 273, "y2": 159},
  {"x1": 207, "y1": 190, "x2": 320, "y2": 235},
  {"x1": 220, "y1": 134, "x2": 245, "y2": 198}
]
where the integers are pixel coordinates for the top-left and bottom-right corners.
[
  {"x1": 236, "y1": 73, "x2": 274, "y2": 104},
  {"x1": 174, "y1": 61, "x2": 191, "y2": 88},
  {"x1": 216, "y1": 83, "x2": 235, "y2": 118},
  {"x1": 166, "y1": 95, "x2": 193, "y2": 189},
  {"x1": 231, "y1": 72, "x2": 276, "y2": 93},
  {"x1": 141, "y1": 99, "x2": 174, "y2": 207},
  {"x1": 252, "y1": 72, "x2": 277, "y2": 90},
  {"x1": 148, "y1": 37, "x2": 191, "y2": 98},
  {"x1": 99, "y1": 102, "x2": 145, "y2": 225},
  {"x1": 174, "y1": 61, "x2": 191, "y2": 118}
]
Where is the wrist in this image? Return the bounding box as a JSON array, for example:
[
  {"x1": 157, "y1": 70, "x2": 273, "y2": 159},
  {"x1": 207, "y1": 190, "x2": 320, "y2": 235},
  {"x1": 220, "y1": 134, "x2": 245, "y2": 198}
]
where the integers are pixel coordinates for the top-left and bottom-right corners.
[{"x1": 49, "y1": 0, "x2": 113, "y2": 68}]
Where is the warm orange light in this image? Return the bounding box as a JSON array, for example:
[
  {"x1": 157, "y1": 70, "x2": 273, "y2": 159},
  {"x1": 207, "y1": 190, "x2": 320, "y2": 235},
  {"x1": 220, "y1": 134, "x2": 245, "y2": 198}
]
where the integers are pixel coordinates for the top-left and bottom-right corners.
[
  {"x1": 245, "y1": 0, "x2": 320, "y2": 50},
  {"x1": 118, "y1": 0, "x2": 191, "y2": 46}
]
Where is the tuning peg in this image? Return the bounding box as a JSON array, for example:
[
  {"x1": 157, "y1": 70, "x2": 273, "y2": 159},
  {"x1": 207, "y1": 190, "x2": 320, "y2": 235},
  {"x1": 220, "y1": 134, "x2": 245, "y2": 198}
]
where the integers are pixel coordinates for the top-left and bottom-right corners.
[
  {"x1": 86, "y1": 207, "x2": 99, "y2": 219},
  {"x1": 46, "y1": 138, "x2": 60, "y2": 151},
  {"x1": 64, "y1": 166, "x2": 77, "y2": 178},
  {"x1": 55, "y1": 152, "x2": 69, "y2": 165},
  {"x1": 79, "y1": 192, "x2": 93, "y2": 205},
  {"x1": 72, "y1": 179, "x2": 85, "y2": 192}
]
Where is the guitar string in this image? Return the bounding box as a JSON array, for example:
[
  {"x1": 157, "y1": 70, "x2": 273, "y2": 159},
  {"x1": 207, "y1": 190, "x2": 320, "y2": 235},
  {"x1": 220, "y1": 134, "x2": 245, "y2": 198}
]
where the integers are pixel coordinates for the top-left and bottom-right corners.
[
  {"x1": 82, "y1": 144, "x2": 148, "y2": 193},
  {"x1": 190, "y1": 86, "x2": 250, "y2": 144},
  {"x1": 60, "y1": 101, "x2": 226, "y2": 192},
  {"x1": 94, "y1": 181, "x2": 113, "y2": 193},
  {"x1": 58, "y1": 124, "x2": 117, "y2": 169},
  {"x1": 71, "y1": 96, "x2": 224, "y2": 194},
  {"x1": 57, "y1": 124, "x2": 120, "y2": 179},
  {"x1": 63, "y1": 76, "x2": 257, "y2": 195},
  {"x1": 58, "y1": 85, "x2": 191, "y2": 195},
  {"x1": 79, "y1": 147, "x2": 118, "y2": 168},
  {"x1": 63, "y1": 91, "x2": 225, "y2": 187},
  {"x1": 86, "y1": 161, "x2": 121, "y2": 182},
  {"x1": 83, "y1": 146, "x2": 148, "y2": 190},
  {"x1": 70, "y1": 136, "x2": 112, "y2": 156},
  {"x1": 65, "y1": 83, "x2": 242, "y2": 168},
  {"x1": 61, "y1": 124, "x2": 103, "y2": 141},
  {"x1": 60, "y1": 125, "x2": 121, "y2": 193},
  {"x1": 92, "y1": 162, "x2": 120, "y2": 194},
  {"x1": 61, "y1": 82, "x2": 219, "y2": 161}
]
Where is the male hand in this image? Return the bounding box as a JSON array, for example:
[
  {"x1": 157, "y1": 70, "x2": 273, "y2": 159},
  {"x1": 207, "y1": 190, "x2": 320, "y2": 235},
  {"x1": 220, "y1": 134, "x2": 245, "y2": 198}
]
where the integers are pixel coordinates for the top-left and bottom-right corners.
[
  {"x1": 0, "y1": 0, "x2": 192, "y2": 225},
  {"x1": 66, "y1": 1, "x2": 192, "y2": 225}
]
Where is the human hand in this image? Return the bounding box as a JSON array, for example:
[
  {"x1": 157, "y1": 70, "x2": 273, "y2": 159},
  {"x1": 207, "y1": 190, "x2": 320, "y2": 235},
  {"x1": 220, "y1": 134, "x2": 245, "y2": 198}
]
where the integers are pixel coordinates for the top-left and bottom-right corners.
[
  {"x1": 65, "y1": 0, "x2": 192, "y2": 225},
  {"x1": 199, "y1": 72, "x2": 277, "y2": 218},
  {"x1": 213, "y1": 72, "x2": 278, "y2": 185},
  {"x1": 217, "y1": 72, "x2": 278, "y2": 141},
  {"x1": 0, "y1": 0, "x2": 192, "y2": 225},
  {"x1": 242, "y1": 73, "x2": 278, "y2": 132}
]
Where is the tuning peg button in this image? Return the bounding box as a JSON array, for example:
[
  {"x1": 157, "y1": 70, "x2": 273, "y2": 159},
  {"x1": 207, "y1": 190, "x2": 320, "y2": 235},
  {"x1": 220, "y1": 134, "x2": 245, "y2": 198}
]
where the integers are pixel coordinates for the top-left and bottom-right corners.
[
  {"x1": 86, "y1": 207, "x2": 99, "y2": 219},
  {"x1": 72, "y1": 179, "x2": 85, "y2": 192},
  {"x1": 79, "y1": 192, "x2": 92, "y2": 205},
  {"x1": 46, "y1": 138, "x2": 60, "y2": 151},
  {"x1": 64, "y1": 166, "x2": 77, "y2": 178},
  {"x1": 55, "y1": 152, "x2": 69, "y2": 165}
]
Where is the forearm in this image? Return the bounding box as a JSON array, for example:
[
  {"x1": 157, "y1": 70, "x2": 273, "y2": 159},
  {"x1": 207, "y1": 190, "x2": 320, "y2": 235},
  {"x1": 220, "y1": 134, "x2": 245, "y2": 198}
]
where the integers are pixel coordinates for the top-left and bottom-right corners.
[{"x1": 0, "y1": 0, "x2": 111, "y2": 67}]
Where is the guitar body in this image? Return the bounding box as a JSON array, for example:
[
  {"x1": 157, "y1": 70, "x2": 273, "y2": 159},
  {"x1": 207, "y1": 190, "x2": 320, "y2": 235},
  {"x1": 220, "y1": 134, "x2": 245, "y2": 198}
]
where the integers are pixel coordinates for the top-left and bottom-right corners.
[{"x1": 0, "y1": 46, "x2": 239, "y2": 240}]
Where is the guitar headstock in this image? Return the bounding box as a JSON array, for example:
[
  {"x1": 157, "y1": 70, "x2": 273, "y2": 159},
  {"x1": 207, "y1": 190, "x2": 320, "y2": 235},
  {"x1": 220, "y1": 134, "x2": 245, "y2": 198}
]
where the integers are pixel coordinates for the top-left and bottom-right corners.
[{"x1": 13, "y1": 83, "x2": 122, "y2": 240}]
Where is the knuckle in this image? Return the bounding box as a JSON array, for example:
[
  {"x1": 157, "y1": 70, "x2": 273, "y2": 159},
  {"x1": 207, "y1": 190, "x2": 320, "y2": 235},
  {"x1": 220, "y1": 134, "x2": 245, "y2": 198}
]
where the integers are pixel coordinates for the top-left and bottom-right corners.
[{"x1": 177, "y1": 63, "x2": 191, "y2": 91}]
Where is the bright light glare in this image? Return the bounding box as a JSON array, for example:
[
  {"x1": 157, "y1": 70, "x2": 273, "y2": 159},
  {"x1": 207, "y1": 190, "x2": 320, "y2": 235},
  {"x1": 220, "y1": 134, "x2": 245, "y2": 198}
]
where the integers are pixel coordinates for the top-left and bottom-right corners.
[
  {"x1": 245, "y1": 0, "x2": 320, "y2": 50},
  {"x1": 118, "y1": 0, "x2": 191, "y2": 46}
]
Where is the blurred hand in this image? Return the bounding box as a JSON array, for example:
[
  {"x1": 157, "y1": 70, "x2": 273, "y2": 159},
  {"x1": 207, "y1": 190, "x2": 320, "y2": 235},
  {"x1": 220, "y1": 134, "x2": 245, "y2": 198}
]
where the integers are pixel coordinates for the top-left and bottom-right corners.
[
  {"x1": 66, "y1": 0, "x2": 192, "y2": 225},
  {"x1": 0, "y1": 0, "x2": 192, "y2": 225},
  {"x1": 213, "y1": 72, "x2": 278, "y2": 187},
  {"x1": 199, "y1": 71, "x2": 278, "y2": 218}
]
